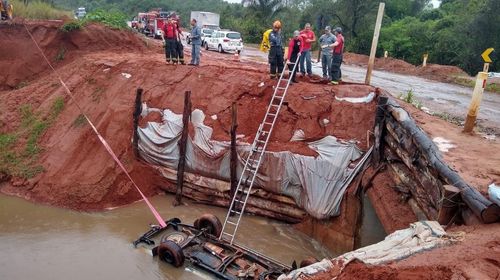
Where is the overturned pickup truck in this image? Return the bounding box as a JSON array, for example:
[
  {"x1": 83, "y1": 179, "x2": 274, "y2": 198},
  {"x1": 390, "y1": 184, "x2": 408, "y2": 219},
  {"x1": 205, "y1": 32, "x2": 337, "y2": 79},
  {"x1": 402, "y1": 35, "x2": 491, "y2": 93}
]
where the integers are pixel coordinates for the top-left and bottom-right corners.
[{"x1": 134, "y1": 214, "x2": 313, "y2": 279}]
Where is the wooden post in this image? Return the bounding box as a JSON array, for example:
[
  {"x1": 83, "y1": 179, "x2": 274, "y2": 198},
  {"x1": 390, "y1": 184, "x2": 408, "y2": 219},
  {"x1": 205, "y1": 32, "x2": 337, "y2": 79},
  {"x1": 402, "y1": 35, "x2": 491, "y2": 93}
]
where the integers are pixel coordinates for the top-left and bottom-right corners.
[
  {"x1": 463, "y1": 72, "x2": 488, "y2": 133},
  {"x1": 384, "y1": 51, "x2": 388, "y2": 58},
  {"x1": 422, "y1": 53, "x2": 428, "y2": 67},
  {"x1": 132, "y1": 88, "x2": 143, "y2": 158},
  {"x1": 174, "y1": 91, "x2": 191, "y2": 206},
  {"x1": 372, "y1": 96, "x2": 388, "y2": 165},
  {"x1": 365, "y1": 2, "x2": 385, "y2": 85},
  {"x1": 438, "y1": 185, "x2": 461, "y2": 226},
  {"x1": 230, "y1": 102, "x2": 238, "y2": 200}
]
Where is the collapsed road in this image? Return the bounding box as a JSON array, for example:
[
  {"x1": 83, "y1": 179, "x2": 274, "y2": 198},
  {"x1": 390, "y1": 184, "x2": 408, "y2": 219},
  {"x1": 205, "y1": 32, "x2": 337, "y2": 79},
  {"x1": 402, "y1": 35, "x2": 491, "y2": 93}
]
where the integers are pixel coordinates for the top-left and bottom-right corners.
[{"x1": 1, "y1": 21, "x2": 499, "y2": 280}]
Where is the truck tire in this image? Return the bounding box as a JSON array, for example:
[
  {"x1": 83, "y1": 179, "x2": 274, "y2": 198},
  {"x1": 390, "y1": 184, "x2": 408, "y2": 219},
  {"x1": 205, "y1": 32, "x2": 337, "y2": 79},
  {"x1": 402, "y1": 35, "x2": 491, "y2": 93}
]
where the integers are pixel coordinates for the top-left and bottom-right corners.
[
  {"x1": 218, "y1": 44, "x2": 223, "y2": 53},
  {"x1": 194, "y1": 214, "x2": 222, "y2": 236},
  {"x1": 158, "y1": 240, "x2": 185, "y2": 267}
]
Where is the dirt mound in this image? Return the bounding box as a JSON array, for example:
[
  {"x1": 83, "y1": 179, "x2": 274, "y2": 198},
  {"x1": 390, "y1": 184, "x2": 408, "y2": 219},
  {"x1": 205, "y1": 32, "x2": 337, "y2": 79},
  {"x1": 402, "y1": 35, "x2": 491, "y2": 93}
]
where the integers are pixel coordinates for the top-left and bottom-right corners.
[
  {"x1": 344, "y1": 52, "x2": 470, "y2": 83},
  {"x1": 0, "y1": 21, "x2": 378, "y2": 210},
  {"x1": 0, "y1": 21, "x2": 148, "y2": 90}
]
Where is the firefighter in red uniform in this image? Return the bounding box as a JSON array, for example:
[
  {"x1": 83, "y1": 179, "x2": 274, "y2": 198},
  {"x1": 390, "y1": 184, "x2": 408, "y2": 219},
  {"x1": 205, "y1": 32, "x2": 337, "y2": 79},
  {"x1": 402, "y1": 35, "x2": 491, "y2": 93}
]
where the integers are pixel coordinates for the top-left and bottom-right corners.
[
  {"x1": 172, "y1": 15, "x2": 185, "y2": 65},
  {"x1": 161, "y1": 18, "x2": 178, "y2": 64}
]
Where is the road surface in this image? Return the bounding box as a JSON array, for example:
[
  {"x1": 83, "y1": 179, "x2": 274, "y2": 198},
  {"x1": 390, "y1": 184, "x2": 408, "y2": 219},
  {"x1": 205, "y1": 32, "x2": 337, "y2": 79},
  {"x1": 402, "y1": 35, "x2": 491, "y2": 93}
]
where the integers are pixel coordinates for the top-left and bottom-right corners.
[{"x1": 237, "y1": 47, "x2": 500, "y2": 132}]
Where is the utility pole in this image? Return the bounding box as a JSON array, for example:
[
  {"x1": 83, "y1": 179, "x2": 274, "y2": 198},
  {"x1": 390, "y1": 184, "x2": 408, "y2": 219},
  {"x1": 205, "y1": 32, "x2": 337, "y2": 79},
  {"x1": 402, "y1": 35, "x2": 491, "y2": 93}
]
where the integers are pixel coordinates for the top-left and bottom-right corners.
[{"x1": 365, "y1": 2, "x2": 385, "y2": 85}]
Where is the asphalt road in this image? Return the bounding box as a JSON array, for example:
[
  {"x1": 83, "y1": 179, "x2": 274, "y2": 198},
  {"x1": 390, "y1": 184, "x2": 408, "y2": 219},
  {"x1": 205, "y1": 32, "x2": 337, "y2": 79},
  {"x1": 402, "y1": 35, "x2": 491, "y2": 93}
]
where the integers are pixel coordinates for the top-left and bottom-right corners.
[{"x1": 237, "y1": 46, "x2": 500, "y2": 132}]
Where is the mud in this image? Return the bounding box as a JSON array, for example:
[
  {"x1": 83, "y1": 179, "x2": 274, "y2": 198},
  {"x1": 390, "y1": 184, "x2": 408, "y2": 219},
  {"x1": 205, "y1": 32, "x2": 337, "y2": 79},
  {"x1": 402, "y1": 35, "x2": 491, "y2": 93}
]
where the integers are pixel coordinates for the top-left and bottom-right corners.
[{"x1": 0, "y1": 21, "x2": 378, "y2": 210}]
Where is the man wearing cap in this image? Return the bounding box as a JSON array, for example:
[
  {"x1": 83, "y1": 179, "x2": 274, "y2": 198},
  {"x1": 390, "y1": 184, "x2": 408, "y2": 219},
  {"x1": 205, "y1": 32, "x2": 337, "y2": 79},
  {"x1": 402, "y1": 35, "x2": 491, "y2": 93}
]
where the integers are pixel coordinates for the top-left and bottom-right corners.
[
  {"x1": 318, "y1": 26, "x2": 336, "y2": 80},
  {"x1": 299, "y1": 23, "x2": 316, "y2": 77},
  {"x1": 268, "y1": 21, "x2": 285, "y2": 79},
  {"x1": 330, "y1": 27, "x2": 345, "y2": 85},
  {"x1": 287, "y1": 30, "x2": 304, "y2": 83}
]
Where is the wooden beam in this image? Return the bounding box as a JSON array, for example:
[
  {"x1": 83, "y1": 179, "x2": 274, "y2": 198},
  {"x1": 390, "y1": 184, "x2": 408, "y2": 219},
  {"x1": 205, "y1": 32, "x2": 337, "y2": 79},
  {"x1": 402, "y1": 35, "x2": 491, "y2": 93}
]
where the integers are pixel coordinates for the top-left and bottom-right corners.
[
  {"x1": 230, "y1": 102, "x2": 238, "y2": 200},
  {"x1": 132, "y1": 88, "x2": 143, "y2": 158},
  {"x1": 174, "y1": 91, "x2": 191, "y2": 206}
]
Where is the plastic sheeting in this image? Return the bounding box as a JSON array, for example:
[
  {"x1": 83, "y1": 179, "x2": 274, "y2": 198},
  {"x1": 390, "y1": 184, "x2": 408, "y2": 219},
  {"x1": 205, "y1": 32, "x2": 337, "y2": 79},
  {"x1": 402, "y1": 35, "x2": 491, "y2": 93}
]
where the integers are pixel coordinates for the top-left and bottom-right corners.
[
  {"x1": 137, "y1": 106, "x2": 362, "y2": 219},
  {"x1": 278, "y1": 221, "x2": 455, "y2": 280}
]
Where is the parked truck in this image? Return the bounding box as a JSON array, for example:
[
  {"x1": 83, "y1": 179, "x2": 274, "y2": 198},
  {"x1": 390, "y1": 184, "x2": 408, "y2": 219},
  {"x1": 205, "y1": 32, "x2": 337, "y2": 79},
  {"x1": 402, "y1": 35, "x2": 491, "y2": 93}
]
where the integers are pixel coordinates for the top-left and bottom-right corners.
[
  {"x1": 186, "y1": 11, "x2": 220, "y2": 45},
  {"x1": 190, "y1": 11, "x2": 220, "y2": 30}
]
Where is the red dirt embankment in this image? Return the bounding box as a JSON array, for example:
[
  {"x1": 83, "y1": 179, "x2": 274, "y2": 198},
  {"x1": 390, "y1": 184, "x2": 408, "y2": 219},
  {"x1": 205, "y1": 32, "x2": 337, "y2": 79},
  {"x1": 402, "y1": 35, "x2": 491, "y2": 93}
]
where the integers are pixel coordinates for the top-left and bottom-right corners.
[
  {"x1": 0, "y1": 21, "x2": 377, "y2": 210},
  {"x1": 344, "y1": 52, "x2": 471, "y2": 84}
]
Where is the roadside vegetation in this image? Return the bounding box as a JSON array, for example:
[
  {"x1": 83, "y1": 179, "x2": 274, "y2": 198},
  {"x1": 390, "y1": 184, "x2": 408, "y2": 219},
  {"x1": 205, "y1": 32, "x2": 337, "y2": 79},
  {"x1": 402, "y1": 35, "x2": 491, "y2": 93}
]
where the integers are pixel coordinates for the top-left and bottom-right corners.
[
  {"x1": 0, "y1": 97, "x2": 65, "y2": 179},
  {"x1": 11, "y1": 0, "x2": 72, "y2": 19}
]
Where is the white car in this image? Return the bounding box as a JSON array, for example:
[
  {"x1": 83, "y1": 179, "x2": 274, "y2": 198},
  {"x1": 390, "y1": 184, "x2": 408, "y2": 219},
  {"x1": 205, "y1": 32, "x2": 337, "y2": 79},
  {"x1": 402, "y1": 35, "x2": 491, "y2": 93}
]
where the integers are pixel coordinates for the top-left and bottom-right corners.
[
  {"x1": 187, "y1": 28, "x2": 214, "y2": 45},
  {"x1": 204, "y1": 30, "x2": 243, "y2": 53}
]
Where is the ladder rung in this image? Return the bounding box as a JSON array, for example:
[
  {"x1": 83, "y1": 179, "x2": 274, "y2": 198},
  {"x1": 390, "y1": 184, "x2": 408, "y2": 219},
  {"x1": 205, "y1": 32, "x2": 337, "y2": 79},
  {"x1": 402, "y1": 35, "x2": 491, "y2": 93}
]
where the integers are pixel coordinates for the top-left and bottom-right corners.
[
  {"x1": 263, "y1": 122, "x2": 272, "y2": 126},
  {"x1": 274, "y1": 95, "x2": 284, "y2": 99},
  {"x1": 222, "y1": 232, "x2": 234, "y2": 237},
  {"x1": 277, "y1": 87, "x2": 287, "y2": 90},
  {"x1": 271, "y1": 104, "x2": 279, "y2": 107},
  {"x1": 227, "y1": 221, "x2": 238, "y2": 226},
  {"x1": 230, "y1": 210, "x2": 241, "y2": 215},
  {"x1": 256, "y1": 139, "x2": 265, "y2": 144},
  {"x1": 267, "y1": 113, "x2": 276, "y2": 117}
]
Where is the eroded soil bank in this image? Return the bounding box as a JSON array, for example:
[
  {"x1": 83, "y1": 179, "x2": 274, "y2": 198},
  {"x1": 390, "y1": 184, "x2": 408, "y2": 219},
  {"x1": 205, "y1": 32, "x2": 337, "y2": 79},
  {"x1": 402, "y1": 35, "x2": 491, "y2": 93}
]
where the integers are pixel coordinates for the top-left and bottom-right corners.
[{"x1": 1, "y1": 21, "x2": 499, "y2": 279}]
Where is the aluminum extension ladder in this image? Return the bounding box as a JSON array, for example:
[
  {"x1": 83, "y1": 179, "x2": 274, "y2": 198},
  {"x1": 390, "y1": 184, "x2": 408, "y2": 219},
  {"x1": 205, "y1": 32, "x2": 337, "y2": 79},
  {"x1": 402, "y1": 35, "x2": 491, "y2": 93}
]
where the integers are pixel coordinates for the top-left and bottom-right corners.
[{"x1": 220, "y1": 53, "x2": 301, "y2": 244}]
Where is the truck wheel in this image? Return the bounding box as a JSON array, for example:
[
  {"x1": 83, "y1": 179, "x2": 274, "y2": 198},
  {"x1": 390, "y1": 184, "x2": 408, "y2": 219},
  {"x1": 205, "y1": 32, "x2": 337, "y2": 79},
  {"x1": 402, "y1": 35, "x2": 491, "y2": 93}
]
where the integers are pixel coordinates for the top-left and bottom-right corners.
[
  {"x1": 218, "y1": 44, "x2": 223, "y2": 53},
  {"x1": 158, "y1": 240, "x2": 185, "y2": 267},
  {"x1": 194, "y1": 214, "x2": 222, "y2": 236},
  {"x1": 300, "y1": 257, "x2": 319, "y2": 268},
  {"x1": 204, "y1": 42, "x2": 209, "y2": 50}
]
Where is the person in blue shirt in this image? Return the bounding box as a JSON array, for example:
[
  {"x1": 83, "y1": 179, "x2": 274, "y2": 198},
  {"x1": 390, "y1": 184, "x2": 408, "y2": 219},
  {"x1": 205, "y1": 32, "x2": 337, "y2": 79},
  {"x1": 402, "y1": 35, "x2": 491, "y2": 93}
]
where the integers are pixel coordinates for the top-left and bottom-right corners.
[
  {"x1": 268, "y1": 20, "x2": 284, "y2": 79},
  {"x1": 189, "y1": 19, "x2": 202, "y2": 66}
]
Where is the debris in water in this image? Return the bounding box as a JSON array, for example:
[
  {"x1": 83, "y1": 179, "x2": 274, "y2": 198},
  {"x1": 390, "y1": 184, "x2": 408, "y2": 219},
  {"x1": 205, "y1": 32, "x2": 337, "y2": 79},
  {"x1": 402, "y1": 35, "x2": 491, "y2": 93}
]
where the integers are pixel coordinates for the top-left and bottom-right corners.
[
  {"x1": 432, "y1": 137, "x2": 456, "y2": 152},
  {"x1": 121, "y1": 73, "x2": 132, "y2": 79},
  {"x1": 478, "y1": 133, "x2": 496, "y2": 141},
  {"x1": 302, "y1": 95, "x2": 317, "y2": 100}
]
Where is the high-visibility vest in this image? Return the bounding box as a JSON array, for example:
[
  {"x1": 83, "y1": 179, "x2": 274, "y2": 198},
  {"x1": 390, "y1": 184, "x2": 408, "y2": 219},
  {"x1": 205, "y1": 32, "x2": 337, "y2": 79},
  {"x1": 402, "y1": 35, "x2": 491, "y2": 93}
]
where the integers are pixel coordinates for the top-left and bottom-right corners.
[{"x1": 260, "y1": 29, "x2": 273, "y2": 52}]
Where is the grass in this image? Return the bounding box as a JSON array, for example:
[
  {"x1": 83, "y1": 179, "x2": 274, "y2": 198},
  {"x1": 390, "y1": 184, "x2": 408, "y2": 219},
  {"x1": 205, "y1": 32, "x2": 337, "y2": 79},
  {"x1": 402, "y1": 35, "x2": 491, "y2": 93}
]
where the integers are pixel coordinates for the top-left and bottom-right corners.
[
  {"x1": 451, "y1": 75, "x2": 500, "y2": 94},
  {"x1": 72, "y1": 114, "x2": 87, "y2": 128},
  {"x1": 60, "y1": 21, "x2": 83, "y2": 32},
  {"x1": 55, "y1": 47, "x2": 66, "y2": 61},
  {"x1": 11, "y1": 0, "x2": 72, "y2": 20},
  {"x1": 398, "y1": 88, "x2": 424, "y2": 110},
  {"x1": 0, "y1": 97, "x2": 65, "y2": 179}
]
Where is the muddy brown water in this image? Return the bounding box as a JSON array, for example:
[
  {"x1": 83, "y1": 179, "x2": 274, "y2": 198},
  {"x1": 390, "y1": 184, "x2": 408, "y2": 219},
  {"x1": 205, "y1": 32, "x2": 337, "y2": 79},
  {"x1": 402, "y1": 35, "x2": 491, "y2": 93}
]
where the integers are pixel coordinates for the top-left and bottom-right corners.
[{"x1": 0, "y1": 194, "x2": 335, "y2": 280}]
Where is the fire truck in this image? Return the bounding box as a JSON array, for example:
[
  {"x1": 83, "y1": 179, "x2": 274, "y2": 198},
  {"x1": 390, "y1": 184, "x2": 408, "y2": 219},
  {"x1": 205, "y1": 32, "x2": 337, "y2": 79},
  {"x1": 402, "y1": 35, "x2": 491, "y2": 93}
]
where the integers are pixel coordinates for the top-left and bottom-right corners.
[{"x1": 133, "y1": 9, "x2": 176, "y2": 39}]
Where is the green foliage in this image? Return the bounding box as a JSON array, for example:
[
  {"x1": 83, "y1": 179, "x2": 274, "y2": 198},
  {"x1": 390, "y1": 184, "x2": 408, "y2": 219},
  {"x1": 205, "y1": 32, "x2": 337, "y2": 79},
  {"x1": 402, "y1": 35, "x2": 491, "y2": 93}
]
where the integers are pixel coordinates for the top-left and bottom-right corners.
[
  {"x1": 72, "y1": 114, "x2": 87, "y2": 127},
  {"x1": 84, "y1": 9, "x2": 129, "y2": 29},
  {"x1": 55, "y1": 47, "x2": 66, "y2": 61},
  {"x1": 61, "y1": 21, "x2": 83, "y2": 32},
  {"x1": 11, "y1": 0, "x2": 72, "y2": 19},
  {"x1": 0, "y1": 97, "x2": 65, "y2": 179}
]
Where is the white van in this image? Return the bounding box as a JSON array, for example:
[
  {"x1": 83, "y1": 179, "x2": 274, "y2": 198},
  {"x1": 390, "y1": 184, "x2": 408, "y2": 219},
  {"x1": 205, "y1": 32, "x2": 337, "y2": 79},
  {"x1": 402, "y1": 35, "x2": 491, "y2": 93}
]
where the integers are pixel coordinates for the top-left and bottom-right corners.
[{"x1": 204, "y1": 30, "x2": 243, "y2": 53}]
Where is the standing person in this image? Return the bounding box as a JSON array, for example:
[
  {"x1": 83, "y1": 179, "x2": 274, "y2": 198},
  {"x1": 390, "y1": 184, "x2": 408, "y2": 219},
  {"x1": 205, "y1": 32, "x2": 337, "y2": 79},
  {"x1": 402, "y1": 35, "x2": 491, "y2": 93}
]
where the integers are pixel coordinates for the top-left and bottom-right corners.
[
  {"x1": 189, "y1": 19, "x2": 202, "y2": 66},
  {"x1": 318, "y1": 26, "x2": 336, "y2": 80},
  {"x1": 161, "y1": 18, "x2": 178, "y2": 64},
  {"x1": 299, "y1": 23, "x2": 316, "y2": 77},
  {"x1": 287, "y1": 30, "x2": 304, "y2": 83},
  {"x1": 268, "y1": 21, "x2": 284, "y2": 79},
  {"x1": 173, "y1": 16, "x2": 185, "y2": 65},
  {"x1": 330, "y1": 27, "x2": 345, "y2": 85}
]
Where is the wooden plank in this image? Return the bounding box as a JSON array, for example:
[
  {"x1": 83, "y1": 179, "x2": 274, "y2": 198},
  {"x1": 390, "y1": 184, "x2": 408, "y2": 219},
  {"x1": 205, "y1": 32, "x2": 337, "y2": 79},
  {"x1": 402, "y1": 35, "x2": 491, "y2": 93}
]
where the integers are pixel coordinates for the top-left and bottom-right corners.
[
  {"x1": 365, "y1": 2, "x2": 385, "y2": 85},
  {"x1": 132, "y1": 88, "x2": 143, "y2": 158},
  {"x1": 230, "y1": 102, "x2": 238, "y2": 200}
]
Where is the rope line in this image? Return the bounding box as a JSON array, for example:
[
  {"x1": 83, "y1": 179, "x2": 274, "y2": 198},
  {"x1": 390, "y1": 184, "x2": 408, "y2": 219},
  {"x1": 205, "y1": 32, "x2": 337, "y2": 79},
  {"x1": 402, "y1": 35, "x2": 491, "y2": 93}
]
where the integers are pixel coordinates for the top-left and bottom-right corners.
[{"x1": 23, "y1": 24, "x2": 167, "y2": 228}]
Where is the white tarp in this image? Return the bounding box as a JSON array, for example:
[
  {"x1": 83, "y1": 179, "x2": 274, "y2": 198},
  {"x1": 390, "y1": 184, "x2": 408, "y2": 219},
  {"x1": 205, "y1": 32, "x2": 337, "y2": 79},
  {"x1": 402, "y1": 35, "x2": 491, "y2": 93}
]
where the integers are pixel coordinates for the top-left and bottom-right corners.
[
  {"x1": 278, "y1": 221, "x2": 457, "y2": 280},
  {"x1": 137, "y1": 106, "x2": 362, "y2": 219}
]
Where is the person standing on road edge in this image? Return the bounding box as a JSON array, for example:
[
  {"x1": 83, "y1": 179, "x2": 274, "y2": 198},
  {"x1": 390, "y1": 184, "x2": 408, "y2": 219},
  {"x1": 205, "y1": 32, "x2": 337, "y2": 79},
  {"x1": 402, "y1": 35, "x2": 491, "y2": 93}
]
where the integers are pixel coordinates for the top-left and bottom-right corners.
[
  {"x1": 173, "y1": 14, "x2": 185, "y2": 65},
  {"x1": 287, "y1": 30, "x2": 304, "y2": 83},
  {"x1": 319, "y1": 26, "x2": 336, "y2": 81},
  {"x1": 189, "y1": 19, "x2": 202, "y2": 66},
  {"x1": 299, "y1": 23, "x2": 316, "y2": 77},
  {"x1": 330, "y1": 27, "x2": 344, "y2": 85},
  {"x1": 268, "y1": 21, "x2": 284, "y2": 79},
  {"x1": 161, "y1": 18, "x2": 178, "y2": 64}
]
